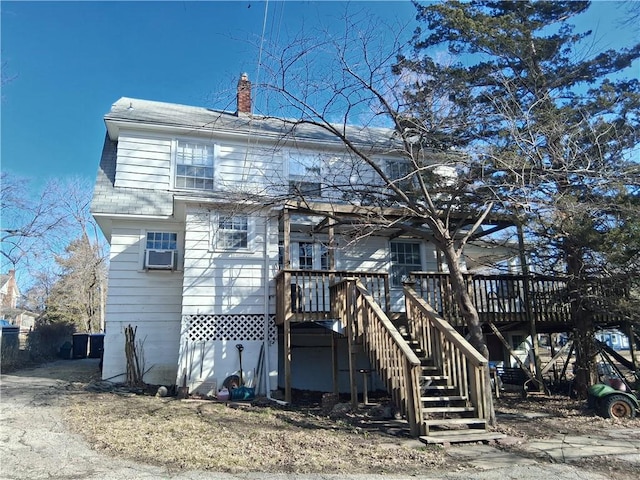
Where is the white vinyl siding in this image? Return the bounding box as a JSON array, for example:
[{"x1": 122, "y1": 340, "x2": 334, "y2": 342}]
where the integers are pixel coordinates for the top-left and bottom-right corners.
[
  {"x1": 101, "y1": 223, "x2": 184, "y2": 385},
  {"x1": 181, "y1": 207, "x2": 278, "y2": 315},
  {"x1": 114, "y1": 134, "x2": 172, "y2": 189}
]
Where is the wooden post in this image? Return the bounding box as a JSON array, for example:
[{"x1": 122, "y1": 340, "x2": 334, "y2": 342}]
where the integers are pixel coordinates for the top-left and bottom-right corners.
[
  {"x1": 328, "y1": 218, "x2": 336, "y2": 271},
  {"x1": 283, "y1": 208, "x2": 291, "y2": 268},
  {"x1": 331, "y1": 331, "x2": 339, "y2": 395},
  {"x1": 517, "y1": 223, "x2": 545, "y2": 389},
  {"x1": 346, "y1": 281, "x2": 358, "y2": 408},
  {"x1": 284, "y1": 317, "x2": 292, "y2": 404},
  {"x1": 627, "y1": 322, "x2": 638, "y2": 371}
]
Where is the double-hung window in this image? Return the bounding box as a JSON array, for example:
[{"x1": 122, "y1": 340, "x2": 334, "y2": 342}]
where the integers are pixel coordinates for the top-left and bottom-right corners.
[
  {"x1": 289, "y1": 153, "x2": 322, "y2": 197},
  {"x1": 175, "y1": 142, "x2": 214, "y2": 190},
  {"x1": 390, "y1": 241, "x2": 422, "y2": 287},
  {"x1": 216, "y1": 215, "x2": 248, "y2": 250},
  {"x1": 386, "y1": 159, "x2": 414, "y2": 190}
]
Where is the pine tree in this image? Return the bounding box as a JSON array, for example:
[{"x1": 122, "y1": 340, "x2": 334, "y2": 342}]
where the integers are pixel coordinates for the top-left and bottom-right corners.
[{"x1": 395, "y1": 0, "x2": 640, "y2": 396}]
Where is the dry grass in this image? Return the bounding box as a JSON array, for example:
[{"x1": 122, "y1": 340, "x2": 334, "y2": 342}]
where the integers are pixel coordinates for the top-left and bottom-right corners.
[
  {"x1": 64, "y1": 392, "x2": 447, "y2": 475},
  {"x1": 54, "y1": 360, "x2": 639, "y2": 477}
]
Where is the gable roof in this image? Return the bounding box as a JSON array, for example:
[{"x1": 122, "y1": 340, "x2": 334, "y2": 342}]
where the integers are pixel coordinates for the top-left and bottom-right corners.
[{"x1": 105, "y1": 97, "x2": 397, "y2": 151}]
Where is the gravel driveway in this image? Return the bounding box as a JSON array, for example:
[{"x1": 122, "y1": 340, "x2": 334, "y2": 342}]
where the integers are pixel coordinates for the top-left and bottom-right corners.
[{"x1": 0, "y1": 359, "x2": 632, "y2": 480}]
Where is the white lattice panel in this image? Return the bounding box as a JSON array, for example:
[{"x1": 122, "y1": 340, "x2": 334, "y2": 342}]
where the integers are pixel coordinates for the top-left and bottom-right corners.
[{"x1": 184, "y1": 314, "x2": 277, "y2": 344}]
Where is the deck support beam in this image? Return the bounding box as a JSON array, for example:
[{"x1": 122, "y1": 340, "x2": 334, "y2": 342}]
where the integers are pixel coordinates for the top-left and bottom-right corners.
[
  {"x1": 284, "y1": 316, "x2": 292, "y2": 404},
  {"x1": 346, "y1": 281, "x2": 358, "y2": 408},
  {"x1": 518, "y1": 223, "x2": 545, "y2": 388},
  {"x1": 627, "y1": 322, "x2": 638, "y2": 371},
  {"x1": 331, "y1": 332, "x2": 339, "y2": 395}
]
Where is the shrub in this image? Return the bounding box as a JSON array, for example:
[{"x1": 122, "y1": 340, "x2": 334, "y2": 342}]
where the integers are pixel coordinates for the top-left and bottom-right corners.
[
  {"x1": 26, "y1": 319, "x2": 76, "y2": 362},
  {"x1": 0, "y1": 329, "x2": 20, "y2": 371}
]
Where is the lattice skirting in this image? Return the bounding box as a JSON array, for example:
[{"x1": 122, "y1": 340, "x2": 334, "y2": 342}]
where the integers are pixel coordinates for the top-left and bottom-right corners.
[{"x1": 183, "y1": 314, "x2": 277, "y2": 344}]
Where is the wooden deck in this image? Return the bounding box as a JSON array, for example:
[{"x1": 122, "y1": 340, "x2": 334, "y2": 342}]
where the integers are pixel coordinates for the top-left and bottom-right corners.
[{"x1": 275, "y1": 270, "x2": 628, "y2": 331}]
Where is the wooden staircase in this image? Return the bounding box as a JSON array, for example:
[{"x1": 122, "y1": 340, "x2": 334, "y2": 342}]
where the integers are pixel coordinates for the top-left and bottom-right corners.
[
  {"x1": 402, "y1": 328, "x2": 504, "y2": 444},
  {"x1": 331, "y1": 278, "x2": 504, "y2": 444}
]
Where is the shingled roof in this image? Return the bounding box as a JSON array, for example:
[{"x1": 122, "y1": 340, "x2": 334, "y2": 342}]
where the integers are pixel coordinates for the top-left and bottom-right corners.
[{"x1": 105, "y1": 97, "x2": 397, "y2": 150}]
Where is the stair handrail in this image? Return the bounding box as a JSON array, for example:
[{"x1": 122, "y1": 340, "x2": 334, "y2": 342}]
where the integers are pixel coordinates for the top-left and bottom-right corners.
[
  {"x1": 331, "y1": 278, "x2": 424, "y2": 436},
  {"x1": 404, "y1": 283, "x2": 490, "y2": 421}
]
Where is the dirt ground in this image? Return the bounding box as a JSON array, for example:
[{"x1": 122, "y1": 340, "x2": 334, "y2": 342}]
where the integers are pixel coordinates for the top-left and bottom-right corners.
[{"x1": 27, "y1": 359, "x2": 633, "y2": 478}]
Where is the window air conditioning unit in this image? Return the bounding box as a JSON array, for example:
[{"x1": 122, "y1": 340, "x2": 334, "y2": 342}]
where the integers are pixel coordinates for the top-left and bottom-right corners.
[{"x1": 145, "y1": 249, "x2": 177, "y2": 270}]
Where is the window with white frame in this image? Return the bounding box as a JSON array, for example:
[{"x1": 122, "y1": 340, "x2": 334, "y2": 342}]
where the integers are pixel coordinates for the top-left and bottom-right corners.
[
  {"x1": 297, "y1": 242, "x2": 329, "y2": 270},
  {"x1": 145, "y1": 232, "x2": 178, "y2": 270},
  {"x1": 390, "y1": 241, "x2": 422, "y2": 287},
  {"x1": 386, "y1": 159, "x2": 414, "y2": 190},
  {"x1": 175, "y1": 141, "x2": 214, "y2": 190},
  {"x1": 289, "y1": 153, "x2": 322, "y2": 196},
  {"x1": 216, "y1": 215, "x2": 248, "y2": 250},
  {"x1": 146, "y1": 232, "x2": 177, "y2": 250}
]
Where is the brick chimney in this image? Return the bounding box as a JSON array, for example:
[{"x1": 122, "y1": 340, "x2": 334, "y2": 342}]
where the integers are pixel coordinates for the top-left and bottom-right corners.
[{"x1": 237, "y1": 73, "x2": 251, "y2": 115}]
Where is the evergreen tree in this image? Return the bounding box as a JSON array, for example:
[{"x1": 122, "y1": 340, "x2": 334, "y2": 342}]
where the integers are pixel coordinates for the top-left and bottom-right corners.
[
  {"x1": 395, "y1": 0, "x2": 640, "y2": 396},
  {"x1": 46, "y1": 236, "x2": 106, "y2": 333}
]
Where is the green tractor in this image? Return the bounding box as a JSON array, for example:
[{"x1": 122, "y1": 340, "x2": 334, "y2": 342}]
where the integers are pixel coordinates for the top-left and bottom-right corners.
[{"x1": 588, "y1": 381, "x2": 639, "y2": 419}]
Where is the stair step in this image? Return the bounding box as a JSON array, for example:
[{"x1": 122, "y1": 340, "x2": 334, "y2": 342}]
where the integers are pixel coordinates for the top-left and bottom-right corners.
[
  {"x1": 422, "y1": 385, "x2": 456, "y2": 391},
  {"x1": 421, "y1": 375, "x2": 448, "y2": 381},
  {"x1": 423, "y1": 418, "x2": 487, "y2": 427},
  {"x1": 420, "y1": 365, "x2": 439, "y2": 371},
  {"x1": 420, "y1": 395, "x2": 467, "y2": 402},
  {"x1": 420, "y1": 432, "x2": 506, "y2": 444},
  {"x1": 422, "y1": 406, "x2": 475, "y2": 413}
]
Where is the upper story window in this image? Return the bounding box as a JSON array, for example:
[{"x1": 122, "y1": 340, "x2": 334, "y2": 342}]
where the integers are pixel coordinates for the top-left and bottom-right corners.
[
  {"x1": 386, "y1": 159, "x2": 414, "y2": 190},
  {"x1": 216, "y1": 215, "x2": 248, "y2": 250},
  {"x1": 175, "y1": 142, "x2": 214, "y2": 190},
  {"x1": 390, "y1": 241, "x2": 422, "y2": 287},
  {"x1": 289, "y1": 154, "x2": 322, "y2": 197}
]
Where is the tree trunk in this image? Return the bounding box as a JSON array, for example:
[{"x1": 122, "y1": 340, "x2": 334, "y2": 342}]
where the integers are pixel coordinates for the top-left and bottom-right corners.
[
  {"x1": 440, "y1": 239, "x2": 496, "y2": 425},
  {"x1": 566, "y1": 252, "x2": 598, "y2": 399}
]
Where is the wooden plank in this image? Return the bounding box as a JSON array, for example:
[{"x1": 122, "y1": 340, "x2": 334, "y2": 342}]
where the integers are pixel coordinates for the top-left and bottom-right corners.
[{"x1": 420, "y1": 432, "x2": 505, "y2": 444}]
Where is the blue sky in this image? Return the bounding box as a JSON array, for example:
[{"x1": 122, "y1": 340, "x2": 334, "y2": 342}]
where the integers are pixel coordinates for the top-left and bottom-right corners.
[{"x1": 1, "y1": 1, "x2": 637, "y2": 188}]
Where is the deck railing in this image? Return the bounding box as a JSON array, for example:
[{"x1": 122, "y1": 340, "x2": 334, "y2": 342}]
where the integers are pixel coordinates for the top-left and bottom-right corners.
[
  {"x1": 331, "y1": 278, "x2": 423, "y2": 436},
  {"x1": 411, "y1": 272, "x2": 574, "y2": 326},
  {"x1": 404, "y1": 283, "x2": 490, "y2": 423},
  {"x1": 275, "y1": 269, "x2": 390, "y2": 325}
]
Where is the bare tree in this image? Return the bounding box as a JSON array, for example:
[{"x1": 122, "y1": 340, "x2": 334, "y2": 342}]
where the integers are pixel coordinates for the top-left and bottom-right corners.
[
  {"x1": 256, "y1": 9, "x2": 502, "y2": 421},
  {"x1": 1, "y1": 173, "x2": 108, "y2": 331},
  {"x1": 1, "y1": 172, "x2": 69, "y2": 269}
]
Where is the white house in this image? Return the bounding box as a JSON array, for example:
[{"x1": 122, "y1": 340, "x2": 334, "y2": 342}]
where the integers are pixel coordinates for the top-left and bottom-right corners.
[{"x1": 91, "y1": 75, "x2": 519, "y2": 400}]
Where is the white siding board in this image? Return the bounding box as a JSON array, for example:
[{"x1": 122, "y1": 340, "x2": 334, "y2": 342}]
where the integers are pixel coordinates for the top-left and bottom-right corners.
[
  {"x1": 115, "y1": 171, "x2": 170, "y2": 185},
  {"x1": 102, "y1": 221, "x2": 184, "y2": 385},
  {"x1": 118, "y1": 135, "x2": 172, "y2": 148},
  {"x1": 339, "y1": 236, "x2": 389, "y2": 273},
  {"x1": 115, "y1": 134, "x2": 172, "y2": 189}
]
